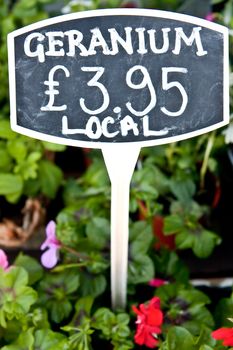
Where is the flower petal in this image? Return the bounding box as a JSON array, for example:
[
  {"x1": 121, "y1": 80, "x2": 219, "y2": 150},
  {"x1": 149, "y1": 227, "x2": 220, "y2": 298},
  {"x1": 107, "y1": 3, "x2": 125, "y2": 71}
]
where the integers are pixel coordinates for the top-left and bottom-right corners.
[
  {"x1": 212, "y1": 328, "x2": 233, "y2": 346},
  {"x1": 41, "y1": 247, "x2": 59, "y2": 269},
  {"x1": 149, "y1": 297, "x2": 161, "y2": 309},
  {"x1": 41, "y1": 238, "x2": 49, "y2": 251},
  {"x1": 148, "y1": 278, "x2": 166, "y2": 288},
  {"x1": 46, "y1": 220, "x2": 56, "y2": 239},
  {"x1": 0, "y1": 249, "x2": 9, "y2": 270},
  {"x1": 147, "y1": 309, "x2": 163, "y2": 327}
]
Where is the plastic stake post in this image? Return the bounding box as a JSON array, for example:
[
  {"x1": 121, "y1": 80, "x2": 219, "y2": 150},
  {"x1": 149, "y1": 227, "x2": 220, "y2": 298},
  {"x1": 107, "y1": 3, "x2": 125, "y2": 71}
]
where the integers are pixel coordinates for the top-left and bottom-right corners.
[{"x1": 102, "y1": 145, "x2": 140, "y2": 310}]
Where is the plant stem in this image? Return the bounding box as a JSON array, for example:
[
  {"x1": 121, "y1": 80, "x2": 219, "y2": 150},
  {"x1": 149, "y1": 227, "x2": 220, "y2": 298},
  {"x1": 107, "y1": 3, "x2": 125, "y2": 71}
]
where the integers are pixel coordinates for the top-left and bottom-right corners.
[
  {"x1": 62, "y1": 244, "x2": 90, "y2": 261},
  {"x1": 200, "y1": 131, "x2": 216, "y2": 189}
]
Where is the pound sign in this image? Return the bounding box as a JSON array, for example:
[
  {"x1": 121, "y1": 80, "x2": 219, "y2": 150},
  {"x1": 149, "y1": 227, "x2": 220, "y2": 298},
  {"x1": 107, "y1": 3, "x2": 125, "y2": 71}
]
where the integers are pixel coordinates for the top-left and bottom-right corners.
[{"x1": 41, "y1": 65, "x2": 70, "y2": 111}]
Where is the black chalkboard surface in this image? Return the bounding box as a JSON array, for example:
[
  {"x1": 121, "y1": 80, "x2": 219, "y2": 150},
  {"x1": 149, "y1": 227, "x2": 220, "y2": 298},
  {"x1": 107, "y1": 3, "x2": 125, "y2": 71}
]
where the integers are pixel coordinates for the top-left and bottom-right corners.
[{"x1": 8, "y1": 9, "x2": 229, "y2": 148}]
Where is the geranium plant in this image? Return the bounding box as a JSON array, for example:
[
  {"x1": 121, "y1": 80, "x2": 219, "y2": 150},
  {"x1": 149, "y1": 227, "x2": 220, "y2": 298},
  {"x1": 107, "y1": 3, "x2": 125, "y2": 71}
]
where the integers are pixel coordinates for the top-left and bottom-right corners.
[{"x1": 1, "y1": 0, "x2": 233, "y2": 349}]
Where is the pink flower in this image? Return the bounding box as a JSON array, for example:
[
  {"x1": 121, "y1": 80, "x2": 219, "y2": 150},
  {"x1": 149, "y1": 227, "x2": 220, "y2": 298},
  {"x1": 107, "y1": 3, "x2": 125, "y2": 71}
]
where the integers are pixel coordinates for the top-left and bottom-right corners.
[
  {"x1": 41, "y1": 221, "x2": 61, "y2": 268},
  {"x1": 205, "y1": 13, "x2": 215, "y2": 22},
  {"x1": 132, "y1": 297, "x2": 163, "y2": 348},
  {"x1": 148, "y1": 278, "x2": 166, "y2": 288},
  {"x1": 0, "y1": 249, "x2": 9, "y2": 270}
]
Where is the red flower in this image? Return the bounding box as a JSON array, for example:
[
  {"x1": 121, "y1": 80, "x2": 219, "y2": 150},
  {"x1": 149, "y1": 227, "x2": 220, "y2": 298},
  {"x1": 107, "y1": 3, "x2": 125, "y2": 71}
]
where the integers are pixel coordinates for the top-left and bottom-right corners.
[
  {"x1": 153, "y1": 215, "x2": 175, "y2": 251},
  {"x1": 212, "y1": 327, "x2": 233, "y2": 346},
  {"x1": 132, "y1": 297, "x2": 163, "y2": 348}
]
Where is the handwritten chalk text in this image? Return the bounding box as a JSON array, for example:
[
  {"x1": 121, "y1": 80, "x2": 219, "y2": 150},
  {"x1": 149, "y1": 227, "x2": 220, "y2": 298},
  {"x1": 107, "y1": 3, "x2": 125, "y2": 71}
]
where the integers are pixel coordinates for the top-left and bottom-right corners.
[{"x1": 24, "y1": 26, "x2": 207, "y2": 63}]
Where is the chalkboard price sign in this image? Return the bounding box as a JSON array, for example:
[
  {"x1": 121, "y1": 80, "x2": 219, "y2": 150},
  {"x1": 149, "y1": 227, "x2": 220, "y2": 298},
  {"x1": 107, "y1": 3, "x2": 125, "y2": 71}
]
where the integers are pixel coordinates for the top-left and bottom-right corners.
[{"x1": 8, "y1": 9, "x2": 229, "y2": 147}]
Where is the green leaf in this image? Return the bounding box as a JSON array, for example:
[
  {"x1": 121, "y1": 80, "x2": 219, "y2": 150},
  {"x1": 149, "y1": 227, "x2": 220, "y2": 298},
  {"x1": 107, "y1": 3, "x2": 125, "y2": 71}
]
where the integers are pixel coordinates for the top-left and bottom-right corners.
[
  {"x1": 75, "y1": 296, "x2": 94, "y2": 319},
  {"x1": 0, "y1": 173, "x2": 23, "y2": 199},
  {"x1": 1, "y1": 328, "x2": 34, "y2": 350},
  {"x1": 93, "y1": 307, "x2": 131, "y2": 349},
  {"x1": 30, "y1": 307, "x2": 50, "y2": 329},
  {"x1": 128, "y1": 254, "x2": 154, "y2": 284},
  {"x1": 87, "y1": 252, "x2": 109, "y2": 274},
  {"x1": 167, "y1": 326, "x2": 195, "y2": 350},
  {"x1": 93, "y1": 308, "x2": 115, "y2": 336},
  {"x1": 199, "y1": 346, "x2": 214, "y2": 350},
  {"x1": 7, "y1": 139, "x2": 27, "y2": 162},
  {"x1": 129, "y1": 221, "x2": 153, "y2": 256},
  {"x1": 79, "y1": 272, "x2": 106, "y2": 297},
  {"x1": 51, "y1": 299, "x2": 72, "y2": 324},
  {"x1": 34, "y1": 329, "x2": 68, "y2": 350},
  {"x1": 0, "y1": 149, "x2": 12, "y2": 171},
  {"x1": 153, "y1": 250, "x2": 189, "y2": 284},
  {"x1": 86, "y1": 217, "x2": 110, "y2": 249},
  {"x1": 63, "y1": 322, "x2": 93, "y2": 350},
  {"x1": 195, "y1": 327, "x2": 216, "y2": 348},
  {"x1": 170, "y1": 179, "x2": 196, "y2": 203},
  {"x1": 42, "y1": 141, "x2": 66, "y2": 152},
  {"x1": 38, "y1": 271, "x2": 80, "y2": 323},
  {"x1": 179, "y1": 289, "x2": 210, "y2": 305},
  {"x1": 13, "y1": 151, "x2": 42, "y2": 180},
  {"x1": 0, "y1": 120, "x2": 15, "y2": 139},
  {"x1": 214, "y1": 296, "x2": 233, "y2": 327},
  {"x1": 5, "y1": 266, "x2": 29, "y2": 289},
  {"x1": 175, "y1": 230, "x2": 195, "y2": 249},
  {"x1": 193, "y1": 230, "x2": 221, "y2": 258},
  {"x1": 13, "y1": 286, "x2": 38, "y2": 314},
  {"x1": 14, "y1": 253, "x2": 43, "y2": 285},
  {"x1": 223, "y1": 0, "x2": 233, "y2": 25},
  {"x1": 164, "y1": 215, "x2": 184, "y2": 235},
  {"x1": 38, "y1": 160, "x2": 63, "y2": 198}
]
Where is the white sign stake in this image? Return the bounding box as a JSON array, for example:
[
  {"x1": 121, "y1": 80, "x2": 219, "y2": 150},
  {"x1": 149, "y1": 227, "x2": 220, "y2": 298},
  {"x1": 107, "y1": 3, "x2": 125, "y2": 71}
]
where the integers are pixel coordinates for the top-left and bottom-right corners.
[{"x1": 102, "y1": 145, "x2": 141, "y2": 309}]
